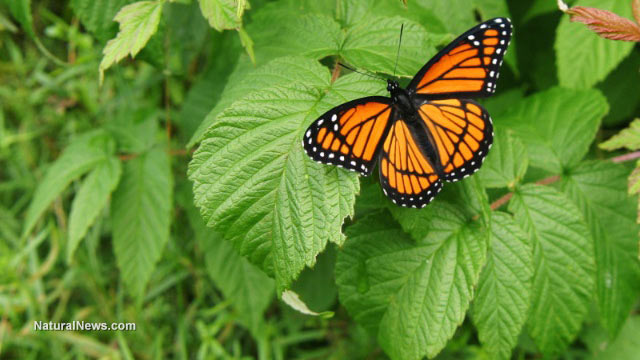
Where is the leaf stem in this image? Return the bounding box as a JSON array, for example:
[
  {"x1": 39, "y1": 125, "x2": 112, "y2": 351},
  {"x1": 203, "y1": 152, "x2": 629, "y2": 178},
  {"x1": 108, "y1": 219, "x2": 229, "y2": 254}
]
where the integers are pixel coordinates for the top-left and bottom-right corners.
[
  {"x1": 490, "y1": 175, "x2": 560, "y2": 211},
  {"x1": 489, "y1": 149, "x2": 640, "y2": 212},
  {"x1": 331, "y1": 60, "x2": 341, "y2": 83},
  {"x1": 610, "y1": 151, "x2": 640, "y2": 163}
]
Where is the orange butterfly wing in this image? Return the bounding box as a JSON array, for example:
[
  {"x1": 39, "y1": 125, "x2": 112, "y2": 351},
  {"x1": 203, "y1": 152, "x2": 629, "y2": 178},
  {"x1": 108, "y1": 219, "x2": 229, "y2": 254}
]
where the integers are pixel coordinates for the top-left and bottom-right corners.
[
  {"x1": 417, "y1": 99, "x2": 493, "y2": 182},
  {"x1": 303, "y1": 97, "x2": 392, "y2": 175},
  {"x1": 408, "y1": 18, "x2": 512, "y2": 99},
  {"x1": 379, "y1": 119, "x2": 442, "y2": 208}
]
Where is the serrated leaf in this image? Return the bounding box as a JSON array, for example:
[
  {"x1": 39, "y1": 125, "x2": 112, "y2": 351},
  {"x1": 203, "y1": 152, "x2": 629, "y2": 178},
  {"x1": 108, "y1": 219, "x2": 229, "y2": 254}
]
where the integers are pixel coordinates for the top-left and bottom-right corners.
[
  {"x1": 99, "y1": 0, "x2": 164, "y2": 83},
  {"x1": 67, "y1": 157, "x2": 122, "y2": 262},
  {"x1": 477, "y1": 129, "x2": 528, "y2": 188},
  {"x1": 188, "y1": 67, "x2": 379, "y2": 290},
  {"x1": 473, "y1": 211, "x2": 532, "y2": 360},
  {"x1": 23, "y1": 130, "x2": 114, "y2": 238},
  {"x1": 198, "y1": 0, "x2": 246, "y2": 31},
  {"x1": 112, "y1": 147, "x2": 172, "y2": 297},
  {"x1": 499, "y1": 87, "x2": 608, "y2": 173},
  {"x1": 336, "y1": 205, "x2": 488, "y2": 360},
  {"x1": 556, "y1": 0, "x2": 635, "y2": 89},
  {"x1": 558, "y1": 161, "x2": 640, "y2": 336},
  {"x1": 508, "y1": 184, "x2": 594, "y2": 355},
  {"x1": 71, "y1": 0, "x2": 132, "y2": 41},
  {"x1": 188, "y1": 56, "x2": 329, "y2": 147},
  {"x1": 599, "y1": 118, "x2": 640, "y2": 151}
]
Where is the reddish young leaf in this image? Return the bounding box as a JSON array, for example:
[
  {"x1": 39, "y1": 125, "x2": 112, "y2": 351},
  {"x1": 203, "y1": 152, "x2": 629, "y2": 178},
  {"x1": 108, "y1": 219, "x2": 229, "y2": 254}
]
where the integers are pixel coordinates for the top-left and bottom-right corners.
[{"x1": 566, "y1": 4, "x2": 640, "y2": 42}]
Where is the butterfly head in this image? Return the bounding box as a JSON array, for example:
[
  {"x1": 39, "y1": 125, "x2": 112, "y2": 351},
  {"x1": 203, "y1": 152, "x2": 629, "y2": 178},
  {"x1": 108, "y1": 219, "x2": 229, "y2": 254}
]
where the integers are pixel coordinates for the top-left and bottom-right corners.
[{"x1": 386, "y1": 79, "x2": 400, "y2": 93}]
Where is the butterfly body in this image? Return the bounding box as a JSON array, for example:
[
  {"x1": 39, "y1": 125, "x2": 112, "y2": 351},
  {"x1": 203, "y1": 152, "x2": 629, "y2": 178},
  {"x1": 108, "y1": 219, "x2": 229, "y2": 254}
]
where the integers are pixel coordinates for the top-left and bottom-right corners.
[
  {"x1": 303, "y1": 18, "x2": 512, "y2": 208},
  {"x1": 387, "y1": 80, "x2": 418, "y2": 121}
]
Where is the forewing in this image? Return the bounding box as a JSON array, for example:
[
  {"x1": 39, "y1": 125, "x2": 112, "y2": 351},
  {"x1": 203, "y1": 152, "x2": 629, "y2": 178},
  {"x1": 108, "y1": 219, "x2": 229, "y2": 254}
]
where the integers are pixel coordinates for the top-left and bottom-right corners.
[
  {"x1": 408, "y1": 17, "x2": 512, "y2": 99},
  {"x1": 417, "y1": 98, "x2": 493, "y2": 182},
  {"x1": 303, "y1": 97, "x2": 392, "y2": 176},
  {"x1": 379, "y1": 119, "x2": 443, "y2": 208}
]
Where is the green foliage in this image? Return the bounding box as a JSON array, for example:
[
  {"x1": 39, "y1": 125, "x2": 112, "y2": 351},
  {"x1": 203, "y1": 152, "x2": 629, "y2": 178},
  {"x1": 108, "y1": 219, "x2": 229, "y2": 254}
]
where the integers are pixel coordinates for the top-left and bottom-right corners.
[
  {"x1": 600, "y1": 118, "x2": 640, "y2": 150},
  {"x1": 112, "y1": 146, "x2": 172, "y2": 297},
  {"x1": 477, "y1": 129, "x2": 528, "y2": 188},
  {"x1": 473, "y1": 212, "x2": 532, "y2": 360},
  {"x1": 67, "y1": 156, "x2": 121, "y2": 261},
  {"x1": 559, "y1": 161, "x2": 640, "y2": 336},
  {"x1": 71, "y1": 0, "x2": 132, "y2": 40},
  {"x1": 3, "y1": 0, "x2": 640, "y2": 358},
  {"x1": 23, "y1": 130, "x2": 116, "y2": 239},
  {"x1": 198, "y1": 0, "x2": 247, "y2": 31},
  {"x1": 188, "y1": 59, "x2": 364, "y2": 290},
  {"x1": 499, "y1": 87, "x2": 608, "y2": 173},
  {"x1": 99, "y1": 0, "x2": 164, "y2": 82},
  {"x1": 509, "y1": 184, "x2": 594, "y2": 354}
]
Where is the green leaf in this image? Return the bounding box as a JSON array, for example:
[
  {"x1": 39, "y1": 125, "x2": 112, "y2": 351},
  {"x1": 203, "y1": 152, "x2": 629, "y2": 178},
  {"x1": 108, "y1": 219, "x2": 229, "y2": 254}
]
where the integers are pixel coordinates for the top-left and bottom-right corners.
[
  {"x1": 112, "y1": 147, "x2": 172, "y2": 297},
  {"x1": 341, "y1": 16, "x2": 433, "y2": 77},
  {"x1": 197, "y1": 0, "x2": 246, "y2": 31},
  {"x1": 477, "y1": 129, "x2": 528, "y2": 189},
  {"x1": 71, "y1": 0, "x2": 132, "y2": 41},
  {"x1": 248, "y1": 8, "x2": 433, "y2": 76},
  {"x1": 188, "y1": 56, "x2": 329, "y2": 147},
  {"x1": 508, "y1": 184, "x2": 594, "y2": 355},
  {"x1": 189, "y1": 65, "x2": 378, "y2": 290},
  {"x1": 3, "y1": 0, "x2": 35, "y2": 37},
  {"x1": 473, "y1": 211, "x2": 532, "y2": 360},
  {"x1": 336, "y1": 205, "x2": 488, "y2": 360},
  {"x1": 337, "y1": 0, "x2": 448, "y2": 34},
  {"x1": 250, "y1": 12, "x2": 343, "y2": 64},
  {"x1": 415, "y1": 0, "x2": 476, "y2": 34},
  {"x1": 237, "y1": 27, "x2": 255, "y2": 64},
  {"x1": 599, "y1": 118, "x2": 640, "y2": 151},
  {"x1": 23, "y1": 130, "x2": 114, "y2": 238},
  {"x1": 558, "y1": 161, "x2": 640, "y2": 336},
  {"x1": 99, "y1": 0, "x2": 164, "y2": 83},
  {"x1": 281, "y1": 290, "x2": 334, "y2": 318},
  {"x1": 67, "y1": 157, "x2": 122, "y2": 262},
  {"x1": 499, "y1": 87, "x2": 608, "y2": 173},
  {"x1": 556, "y1": 0, "x2": 635, "y2": 89}
]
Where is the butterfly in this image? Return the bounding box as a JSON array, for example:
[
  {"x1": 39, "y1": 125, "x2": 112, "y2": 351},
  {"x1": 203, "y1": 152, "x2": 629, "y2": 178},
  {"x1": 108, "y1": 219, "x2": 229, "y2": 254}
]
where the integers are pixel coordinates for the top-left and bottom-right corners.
[{"x1": 302, "y1": 18, "x2": 512, "y2": 208}]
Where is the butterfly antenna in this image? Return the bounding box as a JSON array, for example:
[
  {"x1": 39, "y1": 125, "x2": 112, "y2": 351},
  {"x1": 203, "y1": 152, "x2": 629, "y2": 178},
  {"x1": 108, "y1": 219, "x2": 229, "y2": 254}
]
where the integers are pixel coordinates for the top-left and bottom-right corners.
[
  {"x1": 338, "y1": 63, "x2": 385, "y2": 81},
  {"x1": 393, "y1": 24, "x2": 404, "y2": 77}
]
